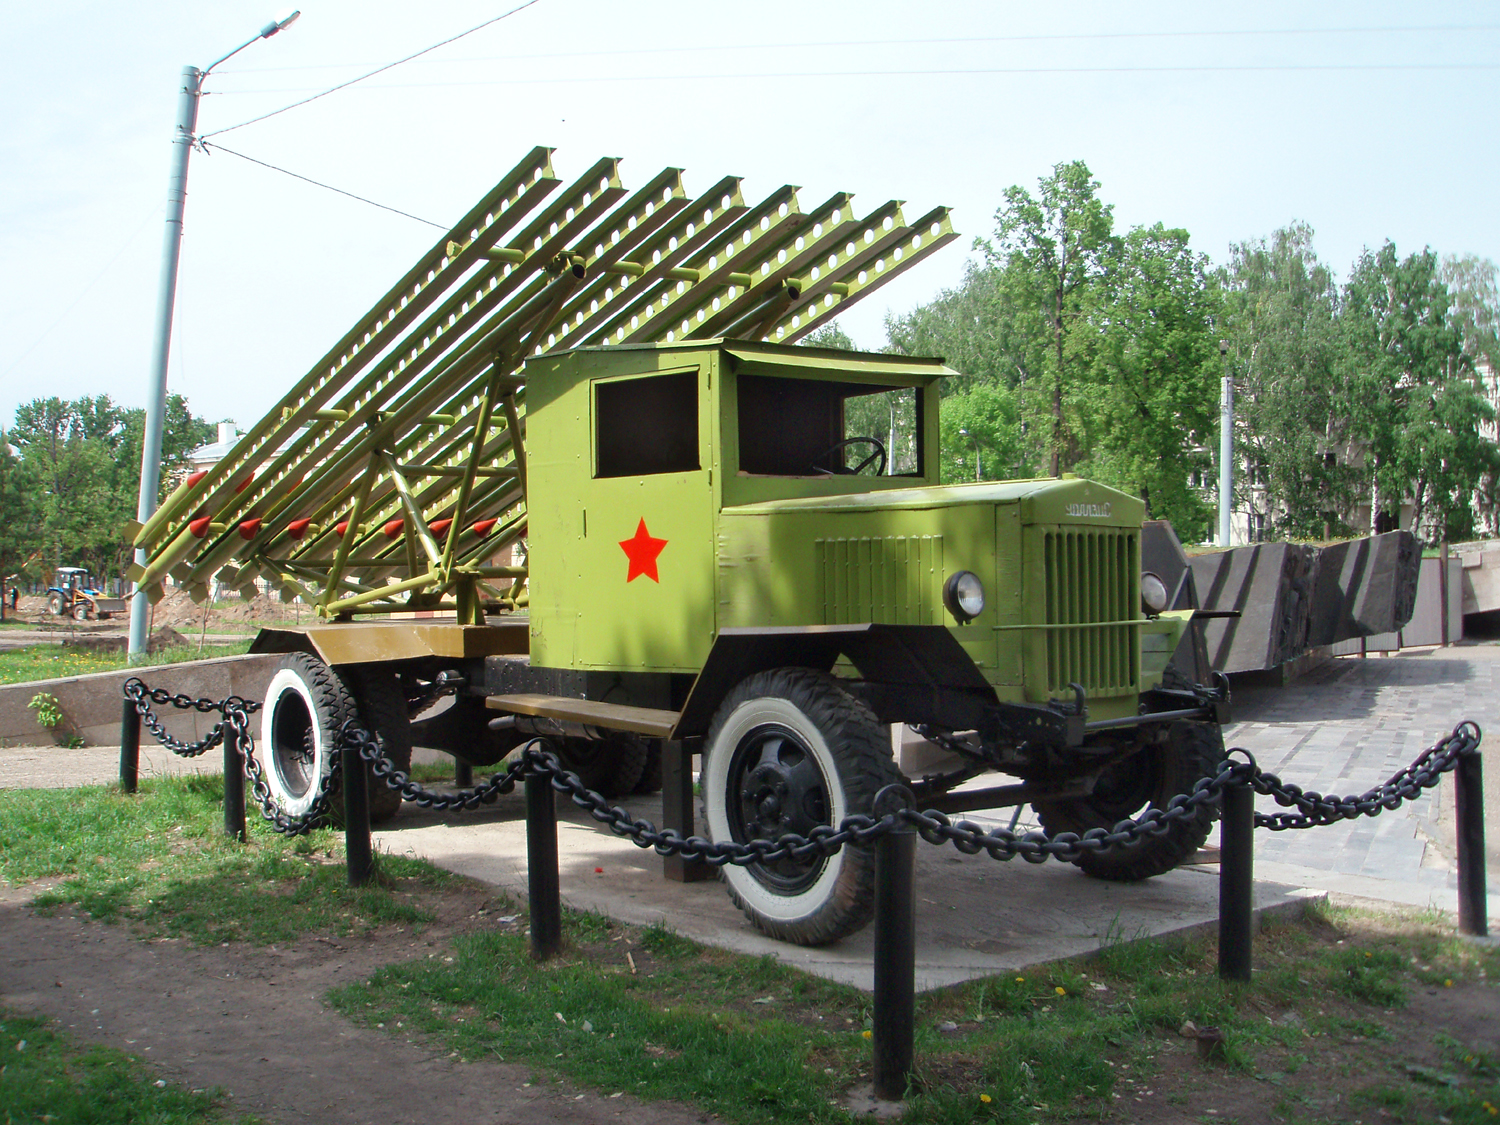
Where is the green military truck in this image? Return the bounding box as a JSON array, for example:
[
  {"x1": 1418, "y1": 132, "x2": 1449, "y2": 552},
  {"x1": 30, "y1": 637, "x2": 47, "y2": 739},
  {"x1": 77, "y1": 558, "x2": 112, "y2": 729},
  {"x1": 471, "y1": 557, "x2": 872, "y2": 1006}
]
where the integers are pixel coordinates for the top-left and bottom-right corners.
[{"x1": 127, "y1": 150, "x2": 1225, "y2": 946}]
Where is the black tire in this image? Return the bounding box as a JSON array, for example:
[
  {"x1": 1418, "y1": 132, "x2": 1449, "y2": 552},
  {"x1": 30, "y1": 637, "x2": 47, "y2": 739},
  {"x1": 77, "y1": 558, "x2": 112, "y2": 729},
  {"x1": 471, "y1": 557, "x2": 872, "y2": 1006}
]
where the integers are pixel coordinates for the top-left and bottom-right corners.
[
  {"x1": 73, "y1": 603, "x2": 90, "y2": 621},
  {"x1": 632, "y1": 740, "x2": 663, "y2": 795},
  {"x1": 46, "y1": 594, "x2": 62, "y2": 616},
  {"x1": 1034, "y1": 720, "x2": 1223, "y2": 881},
  {"x1": 702, "y1": 668, "x2": 900, "y2": 946},
  {"x1": 556, "y1": 733, "x2": 649, "y2": 798},
  {"x1": 258, "y1": 652, "x2": 355, "y2": 823},
  {"x1": 342, "y1": 667, "x2": 413, "y2": 824}
]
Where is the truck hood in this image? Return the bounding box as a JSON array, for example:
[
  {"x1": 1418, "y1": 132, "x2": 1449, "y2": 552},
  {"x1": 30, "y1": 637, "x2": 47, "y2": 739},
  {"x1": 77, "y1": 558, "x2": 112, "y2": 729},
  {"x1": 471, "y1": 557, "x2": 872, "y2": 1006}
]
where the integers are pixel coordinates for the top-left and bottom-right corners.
[{"x1": 723, "y1": 476, "x2": 1143, "y2": 526}]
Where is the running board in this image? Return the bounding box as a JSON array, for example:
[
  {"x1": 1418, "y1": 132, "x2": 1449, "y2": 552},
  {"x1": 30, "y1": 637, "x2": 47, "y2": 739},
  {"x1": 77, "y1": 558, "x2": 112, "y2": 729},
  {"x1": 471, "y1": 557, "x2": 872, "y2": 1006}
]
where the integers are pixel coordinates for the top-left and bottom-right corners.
[{"x1": 485, "y1": 693, "x2": 680, "y2": 739}]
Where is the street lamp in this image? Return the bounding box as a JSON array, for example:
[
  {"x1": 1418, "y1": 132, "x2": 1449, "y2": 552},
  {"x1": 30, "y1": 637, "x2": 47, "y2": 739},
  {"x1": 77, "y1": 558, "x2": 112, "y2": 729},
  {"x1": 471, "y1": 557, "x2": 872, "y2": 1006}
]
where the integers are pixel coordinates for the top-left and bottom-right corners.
[
  {"x1": 959, "y1": 428, "x2": 981, "y2": 481},
  {"x1": 129, "y1": 11, "x2": 301, "y2": 660}
]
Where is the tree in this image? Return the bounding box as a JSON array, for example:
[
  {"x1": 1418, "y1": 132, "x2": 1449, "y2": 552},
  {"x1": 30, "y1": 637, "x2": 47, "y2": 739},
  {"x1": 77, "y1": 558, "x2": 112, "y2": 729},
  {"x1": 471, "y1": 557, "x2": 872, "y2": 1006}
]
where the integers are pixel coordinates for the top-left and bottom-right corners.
[
  {"x1": 885, "y1": 263, "x2": 1036, "y2": 394},
  {"x1": 1440, "y1": 254, "x2": 1500, "y2": 536},
  {"x1": 8, "y1": 394, "x2": 214, "y2": 583},
  {"x1": 936, "y1": 382, "x2": 1029, "y2": 484},
  {"x1": 978, "y1": 161, "x2": 1120, "y2": 476},
  {"x1": 1077, "y1": 223, "x2": 1220, "y2": 540},
  {"x1": 1217, "y1": 224, "x2": 1354, "y2": 538},
  {"x1": 1339, "y1": 243, "x2": 1494, "y2": 539},
  {"x1": 0, "y1": 427, "x2": 41, "y2": 600}
]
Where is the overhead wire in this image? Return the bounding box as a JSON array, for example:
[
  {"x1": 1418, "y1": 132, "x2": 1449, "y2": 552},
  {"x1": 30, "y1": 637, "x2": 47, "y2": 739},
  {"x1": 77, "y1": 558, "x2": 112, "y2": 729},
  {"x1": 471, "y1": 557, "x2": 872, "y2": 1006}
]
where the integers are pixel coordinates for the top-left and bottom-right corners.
[
  {"x1": 200, "y1": 0, "x2": 545, "y2": 139},
  {"x1": 199, "y1": 142, "x2": 449, "y2": 229},
  {"x1": 208, "y1": 60, "x2": 1500, "y2": 98},
  {"x1": 219, "y1": 23, "x2": 1500, "y2": 73}
]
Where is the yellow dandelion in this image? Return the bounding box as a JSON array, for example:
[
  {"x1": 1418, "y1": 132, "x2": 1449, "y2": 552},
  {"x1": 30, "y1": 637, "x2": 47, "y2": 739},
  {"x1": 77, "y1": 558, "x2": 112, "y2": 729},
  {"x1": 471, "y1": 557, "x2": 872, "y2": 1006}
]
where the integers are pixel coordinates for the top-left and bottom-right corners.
[
  {"x1": 1055, "y1": 986, "x2": 1066, "y2": 996},
  {"x1": 980, "y1": 1093, "x2": 993, "y2": 1104},
  {"x1": 1364, "y1": 951, "x2": 1372, "y2": 958},
  {"x1": 1014, "y1": 977, "x2": 1024, "y2": 984},
  {"x1": 1445, "y1": 979, "x2": 1454, "y2": 988},
  {"x1": 861, "y1": 1029, "x2": 872, "y2": 1040}
]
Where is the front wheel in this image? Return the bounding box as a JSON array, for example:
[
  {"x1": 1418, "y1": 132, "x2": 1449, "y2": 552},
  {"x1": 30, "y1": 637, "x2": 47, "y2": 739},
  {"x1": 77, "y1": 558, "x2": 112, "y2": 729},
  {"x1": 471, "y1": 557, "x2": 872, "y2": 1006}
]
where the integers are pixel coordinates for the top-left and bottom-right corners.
[
  {"x1": 703, "y1": 668, "x2": 900, "y2": 946},
  {"x1": 73, "y1": 604, "x2": 90, "y2": 621},
  {"x1": 1033, "y1": 720, "x2": 1223, "y2": 881}
]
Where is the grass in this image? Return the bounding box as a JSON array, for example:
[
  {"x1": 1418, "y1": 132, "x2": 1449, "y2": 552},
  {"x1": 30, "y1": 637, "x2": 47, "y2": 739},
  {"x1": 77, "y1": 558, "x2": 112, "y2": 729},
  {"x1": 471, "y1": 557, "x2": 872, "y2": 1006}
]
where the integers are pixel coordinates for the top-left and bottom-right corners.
[
  {"x1": 0, "y1": 641, "x2": 256, "y2": 687},
  {"x1": 0, "y1": 774, "x2": 452, "y2": 945},
  {"x1": 0, "y1": 1008, "x2": 255, "y2": 1124},
  {"x1": 3, "y1": 777, "x2": 1498, "y2": 1123}
]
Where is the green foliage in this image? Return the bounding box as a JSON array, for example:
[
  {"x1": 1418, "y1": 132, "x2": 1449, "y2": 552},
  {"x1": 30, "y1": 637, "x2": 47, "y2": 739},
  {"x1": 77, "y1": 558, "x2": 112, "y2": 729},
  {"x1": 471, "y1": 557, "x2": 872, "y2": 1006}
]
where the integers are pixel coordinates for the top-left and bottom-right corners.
[
  {"x1": 1339, "y1": 242, "x2": 1496, "y2": 538},
  {"x1": 27, "y1": 690, "x2": 64, "y2": 729},
  {"x1": 1218, "y1": 223, "x2": 1354, "y2": 539},
  {"x1": 980, "y1": 160, "x2": 1119, "y2": 478},
  {"x1": 1077, "y1": 223, "x2": 1220, "y2": 539},
  {"x1": 4, "y1": 393, "x2": 213, "y2": 586}
]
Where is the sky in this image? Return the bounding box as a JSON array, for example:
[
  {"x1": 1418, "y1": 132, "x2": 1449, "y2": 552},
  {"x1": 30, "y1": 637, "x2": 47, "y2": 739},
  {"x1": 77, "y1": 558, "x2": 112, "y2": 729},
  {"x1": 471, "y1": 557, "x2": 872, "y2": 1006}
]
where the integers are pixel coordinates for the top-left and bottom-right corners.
[{"x1": 2, "y1": 0, "x2": 1498, "y2": 434}]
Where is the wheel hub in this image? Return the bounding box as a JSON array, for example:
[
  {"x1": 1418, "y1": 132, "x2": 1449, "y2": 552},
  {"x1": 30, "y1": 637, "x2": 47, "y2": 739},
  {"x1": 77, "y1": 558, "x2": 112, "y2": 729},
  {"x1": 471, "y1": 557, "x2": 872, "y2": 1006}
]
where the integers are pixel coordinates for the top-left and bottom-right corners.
[{"x1": 728, "y1": 724, "x2": 832, "y2": 892}]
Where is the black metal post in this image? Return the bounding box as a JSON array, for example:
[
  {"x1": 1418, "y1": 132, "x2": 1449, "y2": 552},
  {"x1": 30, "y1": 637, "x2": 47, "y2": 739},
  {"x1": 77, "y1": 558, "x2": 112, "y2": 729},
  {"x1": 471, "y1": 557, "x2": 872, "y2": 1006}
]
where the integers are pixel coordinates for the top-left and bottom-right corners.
[
  {"x1": 119, "y1": 696, "x2": 140, "y2": 794},
  {"x1": 343, "y1": 741, "x2": 373, "y2": 887},
  {"x1": 454, "y1": 757, "x2": 474, "y2": 788},
  {"x1": 526, "y1": 769, "x2": 562, "y2": 960},
  {"x1": 872, "y1": 788, "x2": 917, "y2": 1101},
  {"x1": 662, "y1": 739, "x2": 710, "y2": 882},
  {"x1": 1219, "y1": 781, "x2": 1254, "y2": 982},
  {"x1": 1455, "y1": 746, "x2": 1488, "y2": 937},
  {"x1": 222, "y1": 721, "x2": 246, "y2": 842}
]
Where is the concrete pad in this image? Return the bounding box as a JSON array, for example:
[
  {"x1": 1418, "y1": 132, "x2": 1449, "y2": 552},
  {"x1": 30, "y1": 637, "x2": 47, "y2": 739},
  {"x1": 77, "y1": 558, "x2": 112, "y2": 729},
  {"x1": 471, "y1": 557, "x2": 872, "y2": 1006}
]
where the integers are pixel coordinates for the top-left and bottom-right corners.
[{"x1": 371, "y1": 788, "x2": 1316, "y2": 992}]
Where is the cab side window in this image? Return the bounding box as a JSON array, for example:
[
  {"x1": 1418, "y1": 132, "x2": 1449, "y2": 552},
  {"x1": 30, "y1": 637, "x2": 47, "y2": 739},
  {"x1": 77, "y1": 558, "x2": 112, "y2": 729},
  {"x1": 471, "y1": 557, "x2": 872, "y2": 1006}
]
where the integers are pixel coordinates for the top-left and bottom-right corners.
[{"x1": 595, "y1": 371, "x2": 700, "y2": 478}]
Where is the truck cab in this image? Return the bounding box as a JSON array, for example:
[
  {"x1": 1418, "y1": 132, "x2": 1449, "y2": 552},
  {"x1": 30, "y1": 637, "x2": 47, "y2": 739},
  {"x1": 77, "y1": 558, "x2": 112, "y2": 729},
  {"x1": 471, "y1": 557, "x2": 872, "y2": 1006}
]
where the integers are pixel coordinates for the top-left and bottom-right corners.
[{"x1": 495, "y1": 339, "x2": 1224, "y2": 945}]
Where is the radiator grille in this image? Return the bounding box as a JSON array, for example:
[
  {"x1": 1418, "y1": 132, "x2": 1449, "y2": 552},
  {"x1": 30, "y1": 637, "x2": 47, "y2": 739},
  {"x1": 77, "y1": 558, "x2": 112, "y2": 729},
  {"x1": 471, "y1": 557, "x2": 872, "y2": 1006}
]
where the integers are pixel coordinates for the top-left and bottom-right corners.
[
  {"x1": 817, "y1": 535, "x2": 944, "y2": 625},
  {"x1": 1041, "y1": 528, "x2": 1138, "y2": 695}
]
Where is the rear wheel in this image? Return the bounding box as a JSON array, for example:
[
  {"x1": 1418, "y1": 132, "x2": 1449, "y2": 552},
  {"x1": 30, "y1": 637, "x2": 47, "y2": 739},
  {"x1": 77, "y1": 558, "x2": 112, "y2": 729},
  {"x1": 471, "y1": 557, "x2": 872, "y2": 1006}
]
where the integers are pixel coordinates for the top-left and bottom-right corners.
[
  {"x1": 1033, "y1": 721, "x2": 1223, "y2": 881},
  {"x1": 556, "y1": 733, "x2": 649, "y2": 798},
  {"x1": 47, "y1": 594, "x2": 62, "y2": 616},
  {"x1": 259, "y1": 652, "x2": 353, "y2": 823},
  {"x1": 702, "y1": 668, "x2": 900, "y2": 946}
]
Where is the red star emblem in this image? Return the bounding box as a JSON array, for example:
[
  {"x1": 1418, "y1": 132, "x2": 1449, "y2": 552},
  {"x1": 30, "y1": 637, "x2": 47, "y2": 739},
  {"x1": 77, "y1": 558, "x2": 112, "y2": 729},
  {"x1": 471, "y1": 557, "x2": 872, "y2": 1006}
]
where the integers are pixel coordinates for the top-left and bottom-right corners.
[{"x1": 618, "y1": 518, "x2": 668, "y2": 583}]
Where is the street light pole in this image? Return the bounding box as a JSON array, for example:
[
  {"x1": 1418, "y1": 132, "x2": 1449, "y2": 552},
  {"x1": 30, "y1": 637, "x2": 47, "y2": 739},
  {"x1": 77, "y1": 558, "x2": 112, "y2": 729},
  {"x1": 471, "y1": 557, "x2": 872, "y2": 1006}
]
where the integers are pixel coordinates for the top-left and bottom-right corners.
[
  {"x1": 129, "y1": 13, "x2": 301, "y2": 661},
  {"x1": 1218, "y1": 339, "x2": 1233, "y2": 549}
]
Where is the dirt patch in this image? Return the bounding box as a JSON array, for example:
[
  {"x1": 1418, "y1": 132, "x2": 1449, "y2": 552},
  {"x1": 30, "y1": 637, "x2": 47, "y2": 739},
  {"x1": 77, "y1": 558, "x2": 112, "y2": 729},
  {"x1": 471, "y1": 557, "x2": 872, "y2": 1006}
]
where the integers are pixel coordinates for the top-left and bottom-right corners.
[{"x1": 0, "y1": 881, "x2": 713, "y2": 1125}]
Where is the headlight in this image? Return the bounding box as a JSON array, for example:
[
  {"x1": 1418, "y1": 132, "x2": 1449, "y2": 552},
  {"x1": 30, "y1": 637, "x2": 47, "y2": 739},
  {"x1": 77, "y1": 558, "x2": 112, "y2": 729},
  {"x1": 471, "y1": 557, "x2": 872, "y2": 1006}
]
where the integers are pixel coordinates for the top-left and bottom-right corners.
[
  {"x1": 943, "y1": 570, "x2": 986, "y2": 623},
  {"x1": 1141, "y1": 571, "x2": 1169, "y2": 615}
]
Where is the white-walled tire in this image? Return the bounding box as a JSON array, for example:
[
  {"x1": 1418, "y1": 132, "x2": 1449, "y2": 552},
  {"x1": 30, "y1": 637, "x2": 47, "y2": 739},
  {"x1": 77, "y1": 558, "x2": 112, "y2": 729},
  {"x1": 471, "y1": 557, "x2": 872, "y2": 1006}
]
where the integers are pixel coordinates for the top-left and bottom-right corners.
[
  {"x1": 259, "y1": 652, "x2": 354, "y2": 822},
  {"x1": 703, "y1": 669, "x2": 900, "y2": 947}
]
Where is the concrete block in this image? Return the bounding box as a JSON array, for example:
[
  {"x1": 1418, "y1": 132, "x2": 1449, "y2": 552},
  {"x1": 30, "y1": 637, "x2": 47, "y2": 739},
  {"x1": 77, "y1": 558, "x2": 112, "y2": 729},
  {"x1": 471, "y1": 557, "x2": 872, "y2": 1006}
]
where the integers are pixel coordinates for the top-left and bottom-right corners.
[
  {"x1": 0, "y1": 653, "x2": 279, "y2": 749},
  {"x1": 1306, "y1": 531, "x2": 1420, "y2": 646},
  {"x1": 1191, "y1": 542, "x2": 1319, "y2": 673}
]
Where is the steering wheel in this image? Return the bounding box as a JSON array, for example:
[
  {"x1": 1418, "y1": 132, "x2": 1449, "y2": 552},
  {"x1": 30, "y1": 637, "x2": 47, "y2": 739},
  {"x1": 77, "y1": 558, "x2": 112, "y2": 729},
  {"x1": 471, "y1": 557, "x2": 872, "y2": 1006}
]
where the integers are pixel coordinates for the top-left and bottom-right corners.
[{"x1": 811, "y1": 436, "x2": 887, "y2": 476}]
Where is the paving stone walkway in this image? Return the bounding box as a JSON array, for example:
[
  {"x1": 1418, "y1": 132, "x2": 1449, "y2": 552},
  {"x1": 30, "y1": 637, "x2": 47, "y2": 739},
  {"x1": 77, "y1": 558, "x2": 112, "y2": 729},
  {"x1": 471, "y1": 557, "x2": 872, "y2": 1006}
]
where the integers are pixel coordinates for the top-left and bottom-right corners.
[{"x1": 1221, "y1": 642, "x2": 1499, "y2": 911}]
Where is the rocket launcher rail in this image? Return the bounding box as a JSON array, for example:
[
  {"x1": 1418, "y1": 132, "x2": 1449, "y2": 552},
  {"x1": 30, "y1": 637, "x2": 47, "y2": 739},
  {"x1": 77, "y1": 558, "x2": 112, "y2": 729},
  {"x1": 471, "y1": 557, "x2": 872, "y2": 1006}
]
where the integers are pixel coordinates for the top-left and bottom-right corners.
[{"x1": 127, "y1": 147, "x2": 956, "y2": 620}]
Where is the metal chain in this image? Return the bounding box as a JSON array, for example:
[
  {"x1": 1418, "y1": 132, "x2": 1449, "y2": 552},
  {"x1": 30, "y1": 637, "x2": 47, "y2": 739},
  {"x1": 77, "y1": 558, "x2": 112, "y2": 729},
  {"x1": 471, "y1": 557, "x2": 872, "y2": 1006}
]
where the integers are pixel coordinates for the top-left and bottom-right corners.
[
  {"x1": 122, "y1": 677, "x2": 259, "y2": 758},
  {"x1": 124, "y1": 678, "x2": 1483, "y2": 861},
  {"x1": 340, "y1": 721, "x2": 530, "y2": 810},
  {"x1": 1246, "y1": 721, "x2": 1481, "y2": 831}
]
